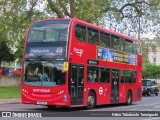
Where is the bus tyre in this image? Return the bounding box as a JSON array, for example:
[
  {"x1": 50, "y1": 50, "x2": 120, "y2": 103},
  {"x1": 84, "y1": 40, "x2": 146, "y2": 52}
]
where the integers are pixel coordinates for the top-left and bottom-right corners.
[
  {"x1": 126, "y1": 91, "x2": 132, "y2": 105},
  {"x1": 87, "y1": 91, "x2": 96, "y2": 109}
]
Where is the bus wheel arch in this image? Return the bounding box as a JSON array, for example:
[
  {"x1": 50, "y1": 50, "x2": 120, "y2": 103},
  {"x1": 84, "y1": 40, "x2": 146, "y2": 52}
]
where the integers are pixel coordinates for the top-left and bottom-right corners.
[
  {"x1": 126, "y1": 89, "x2": 132, "y2": 105},
  {"x1": 86, "y1": 90, "x2": 97, "y2": 109}
]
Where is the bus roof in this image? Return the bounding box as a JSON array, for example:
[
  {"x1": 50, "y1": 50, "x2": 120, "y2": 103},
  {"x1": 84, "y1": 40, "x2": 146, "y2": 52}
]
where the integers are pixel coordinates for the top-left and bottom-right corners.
[
  {"x1": 71, "y1": 18, "x2": 140, "y2": 43},
  {"x1": 31, "y1": 18, "x2": 140, "y2": 43}
]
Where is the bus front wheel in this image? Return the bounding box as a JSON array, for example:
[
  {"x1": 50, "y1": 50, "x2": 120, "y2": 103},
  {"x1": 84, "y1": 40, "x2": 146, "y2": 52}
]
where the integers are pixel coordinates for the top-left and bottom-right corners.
[{"x1": 87, "y1": 91, "x2": 96, "y2": 109}]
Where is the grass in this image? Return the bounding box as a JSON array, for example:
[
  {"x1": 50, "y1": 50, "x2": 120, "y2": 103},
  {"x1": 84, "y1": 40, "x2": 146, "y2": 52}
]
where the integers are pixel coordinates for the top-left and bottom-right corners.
[{"x1": 0, "y1": 86, "x2": 21, "y2": 99}]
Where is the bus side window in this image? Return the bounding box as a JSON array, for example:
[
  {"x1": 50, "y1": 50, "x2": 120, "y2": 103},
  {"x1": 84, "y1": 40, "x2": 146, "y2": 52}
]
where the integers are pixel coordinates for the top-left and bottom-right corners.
[
  {"x1": 87, "y1": 66, "x2": 98, "y2": 83},
  {"x1": 100, "y1": 31, "x2": 110, "y2": 48},
  {"x1": 87, "y1": 71, "x2": 92, "y2": 82},
  {"x1": 111, "y1": 35, "x2": 121, "y2": 51},
  {"x1": 100, "y1": 68, "x2": 110, "y2": 83},
  {"x1": 120, "y1": 70, "x2": 125, "y2": 83},
  {"x1": 134, "y1": 42, "x2": 141, "y2": 54},
  {"x1": 120, "y1": 37, "x2": 125, "y2": 52},
  {"x1": 88, "y1": 27, "x2": 98, "y2": 45},
  {"x1": 75, "y1": 24, "x2": 86, "y2": 42},
  {"x1": 125, "y1": 39, "x2": 133, "y2": 53},
  {"x1": 125, "y1": 70, "x2": 132, "y2": 83},
  {"x1": 137, "y1": 42, "x2": 141, "y2": 54},
  {"x1": 133, "y1": 71, "x2": 136, "y2": 83}
]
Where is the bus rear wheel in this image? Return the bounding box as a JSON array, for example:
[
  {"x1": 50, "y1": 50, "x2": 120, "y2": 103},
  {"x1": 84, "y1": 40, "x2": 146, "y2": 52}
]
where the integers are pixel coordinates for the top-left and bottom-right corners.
[
  {"x1": 126, "y1": 91, "x2": 132, "y2": 105},
  {"x1": 87, "y1": 91, "x2": 96, "y2": 109}
]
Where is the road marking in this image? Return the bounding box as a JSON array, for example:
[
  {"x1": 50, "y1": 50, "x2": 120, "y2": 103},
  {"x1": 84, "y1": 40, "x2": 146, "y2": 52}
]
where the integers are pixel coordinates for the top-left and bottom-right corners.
[
  {"x1": 0, "y1": 104, "x2": 45, "y2": 110},
  {"x1": 106, "y1": 102, "x2": 160, "y2": 110},
  {"x1": 142, "y1": 118, "x2": 160, "y2": 120},
  {"x1": 87, "y1": 102, "x2": 160, "y2": 111}
]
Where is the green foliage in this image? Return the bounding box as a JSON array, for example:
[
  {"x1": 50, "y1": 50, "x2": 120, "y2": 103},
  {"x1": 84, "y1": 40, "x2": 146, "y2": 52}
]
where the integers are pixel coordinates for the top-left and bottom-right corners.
[
  {"x1": 46, "y1": 0, "x2": 106, "y2": 24},
  {"x1": 0, "y1": 0, "x2": 49, "y2": 65},
  {"x1": 1, "y1": 0, "x2": 160, "y2": 65},
  {"x1": 143, "y1": 63, "x2": 160, "y2": 79},
  {"x1": 14, "y1": 39, "x2": 24, "y2": 64},
  {"x1": 0, "y1": 31, "x2": 7, "y2": 43},
  {"x1": 142, "y1": 41, "x2": 149, "y2": 64},
  {"x1": 75, "y1": 0, "x2": 106, "y2": 24},
  {"x1": 0, "y1": 42, "x2": 15, "y2": 65}
]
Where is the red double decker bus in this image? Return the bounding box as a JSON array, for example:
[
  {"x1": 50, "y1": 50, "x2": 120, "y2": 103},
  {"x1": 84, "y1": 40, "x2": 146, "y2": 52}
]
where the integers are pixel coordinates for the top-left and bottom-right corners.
[{"x1": 21, "y1": 18, "x2": 142, "y2": 109}]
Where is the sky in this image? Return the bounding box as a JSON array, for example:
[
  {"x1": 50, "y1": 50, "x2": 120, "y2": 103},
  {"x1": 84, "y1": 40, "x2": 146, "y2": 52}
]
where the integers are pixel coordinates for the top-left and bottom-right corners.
[{"x1": 33, "y1": 0, "x2": 158, "y2": 40}]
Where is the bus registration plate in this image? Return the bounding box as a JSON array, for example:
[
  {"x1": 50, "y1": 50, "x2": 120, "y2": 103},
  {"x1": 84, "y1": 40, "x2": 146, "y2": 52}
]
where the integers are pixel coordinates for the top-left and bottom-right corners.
[{"x1": 37, "y1": 101, "x2": 47, "y2": 105}]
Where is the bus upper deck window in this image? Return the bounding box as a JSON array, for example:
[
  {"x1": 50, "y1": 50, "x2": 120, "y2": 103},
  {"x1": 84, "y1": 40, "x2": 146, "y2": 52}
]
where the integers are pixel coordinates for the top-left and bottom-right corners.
[
  {"x1": 88, "y1": 27, "x2": 98, "y2": 45},
  {"x1": 111, "y1": 35, "x2": 120, "y2": 51},
  {"x1": 134, "y1": 42, "x2": 141, "y2": 54},
  {"x1": 125, "y1": 39, "x2": 133, "y2": 53},
  {"x1": 75, "y1": 24, "x2": 86, "y2": 42},
  {"x1": 100, "y1": 31, "x2": 110, "y2": 48}
]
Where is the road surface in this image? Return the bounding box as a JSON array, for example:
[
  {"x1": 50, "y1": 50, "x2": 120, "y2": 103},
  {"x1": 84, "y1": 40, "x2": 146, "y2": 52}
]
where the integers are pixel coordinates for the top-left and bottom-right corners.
[{"x1": 0, "y1": 95, "x2": 160, "y2": 120}]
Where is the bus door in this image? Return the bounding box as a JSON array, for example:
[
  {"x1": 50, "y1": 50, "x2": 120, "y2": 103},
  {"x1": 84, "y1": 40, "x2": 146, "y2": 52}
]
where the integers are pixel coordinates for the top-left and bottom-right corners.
[
  {"x1": 69, "y1": 64, "x2": 84, "y2": 105},
  {"x1": 111, "y1": 69, "x2": 119, "y2": 104}
]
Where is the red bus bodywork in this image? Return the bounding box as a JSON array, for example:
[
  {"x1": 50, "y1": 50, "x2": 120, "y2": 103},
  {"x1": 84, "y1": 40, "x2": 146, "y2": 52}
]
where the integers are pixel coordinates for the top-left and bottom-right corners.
[{"x1": 21, "y1": 18, "x2": 142, "y2": 108}]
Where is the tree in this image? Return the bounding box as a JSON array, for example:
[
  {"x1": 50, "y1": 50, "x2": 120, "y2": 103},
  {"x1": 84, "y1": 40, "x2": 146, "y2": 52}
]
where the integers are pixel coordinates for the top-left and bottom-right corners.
[
  {"x1": 103, "y1": 0, "x2": 160, "y2": 38},
  {"x1": 0, "y1": 42, "x2": 15, "y2": 66},
  {"x1": 143, "y1": 63, "x2": 160, "y2": 79},
  {"x1": 0, "y1": 0, "x2": 49, "y2": 64},
  {"x1": 1, "y1": 0, "x2": 160, "y2": 65},
  {"x1": 23, "y1": 0, "x2": 160, "y2": 38},
  {"x1": 20, "y1": 0, "x2": 106, "y2": 24}
]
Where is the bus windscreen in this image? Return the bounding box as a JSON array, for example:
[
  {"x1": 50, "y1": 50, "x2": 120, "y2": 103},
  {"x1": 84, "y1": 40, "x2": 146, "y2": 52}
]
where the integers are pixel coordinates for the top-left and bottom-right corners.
[
  {"x1": 25, "y1": 20, "x2": 70, "y2": 60},
  {"x1": 23, "y1": 60, "x2": 65, "y2": 87},
  {"x1": 28, "y1": 20, "x2": 70, "y2": 42}
]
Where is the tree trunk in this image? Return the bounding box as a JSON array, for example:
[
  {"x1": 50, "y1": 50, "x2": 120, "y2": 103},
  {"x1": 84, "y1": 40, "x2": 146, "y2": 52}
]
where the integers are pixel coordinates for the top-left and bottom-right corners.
[{"x1": 0, "y1": 59, "x2": 1, "y2": 66}]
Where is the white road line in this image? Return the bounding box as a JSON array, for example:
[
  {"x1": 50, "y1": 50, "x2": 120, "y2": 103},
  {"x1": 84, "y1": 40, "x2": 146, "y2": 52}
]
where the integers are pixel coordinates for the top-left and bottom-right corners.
[
  {"x1": 87, "y1": 102, "x2": 160, "y2": 111},
  {"x1": 109, "y1": 103, "x2": 160, "y2": 110},
  {"x1": 0, "y1": 107, "x2": 24, "y2": 110},
  {"x1": 0, "y1": 106, "x2": 44, "y2": 110},
  {"x1": 142, "y1": 118, "x2": 160, "y2": 120}
]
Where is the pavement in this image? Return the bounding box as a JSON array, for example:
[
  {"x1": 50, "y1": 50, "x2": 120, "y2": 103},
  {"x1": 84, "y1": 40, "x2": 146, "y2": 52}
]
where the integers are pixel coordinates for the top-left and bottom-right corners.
[{"x1": 0, "y1": 98, "x2": 21, "y2": 105}]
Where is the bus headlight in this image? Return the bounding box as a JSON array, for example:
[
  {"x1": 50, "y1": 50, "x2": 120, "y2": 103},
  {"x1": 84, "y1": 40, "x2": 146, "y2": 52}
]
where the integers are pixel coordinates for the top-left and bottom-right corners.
[
  {"x1": 57, "y1": 90, "x2": 64, "y2": 95},
  {"x1": 22, "y1": 89, "x2": 28, "y2": 94}
]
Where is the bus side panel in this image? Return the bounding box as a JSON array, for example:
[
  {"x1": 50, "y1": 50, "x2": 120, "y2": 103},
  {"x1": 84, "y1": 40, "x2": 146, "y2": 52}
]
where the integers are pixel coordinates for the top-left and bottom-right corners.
[{"x1": 118, "y1": 84, "x2": 126, "y2": 103}]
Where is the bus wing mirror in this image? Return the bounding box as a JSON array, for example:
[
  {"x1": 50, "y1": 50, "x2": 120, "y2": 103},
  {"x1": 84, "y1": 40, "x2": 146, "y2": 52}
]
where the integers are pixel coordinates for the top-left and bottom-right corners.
[{"x1": 63, "y1": 62, "x2": 68, "y2": 72}]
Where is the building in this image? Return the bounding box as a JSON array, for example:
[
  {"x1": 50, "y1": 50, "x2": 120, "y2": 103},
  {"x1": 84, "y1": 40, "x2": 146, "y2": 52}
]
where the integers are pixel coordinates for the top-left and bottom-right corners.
[{"x1": 142, "y1": 37, "x2": 160, "y2": 65}]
